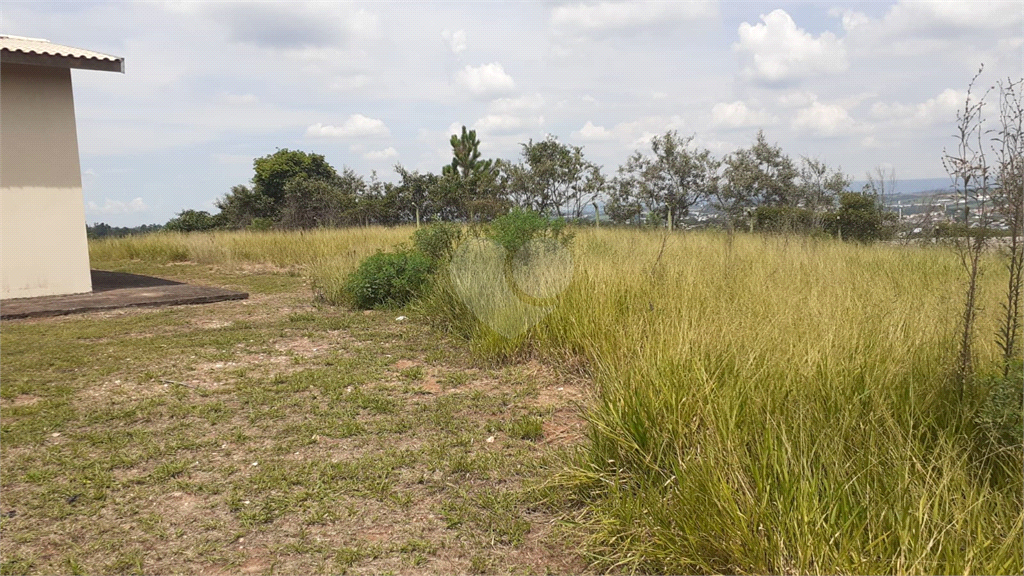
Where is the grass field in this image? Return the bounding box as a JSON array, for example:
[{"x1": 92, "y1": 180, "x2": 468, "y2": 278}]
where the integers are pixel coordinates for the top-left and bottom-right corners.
[
  {"x1": 0, "y1": 240, "x2": 587, "y2": 575},
  {"x1": 3, "y1": 226, "x2": 1022, "y2": 574},
  {"x1": 504, "y1": 230, "x2": 1021, "y2": 574}
]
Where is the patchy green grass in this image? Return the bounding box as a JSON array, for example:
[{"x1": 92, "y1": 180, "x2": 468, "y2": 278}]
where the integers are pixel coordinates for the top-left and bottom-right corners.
[{"x1": 0, "y1": 263, "x2": 587, "y2": 575}]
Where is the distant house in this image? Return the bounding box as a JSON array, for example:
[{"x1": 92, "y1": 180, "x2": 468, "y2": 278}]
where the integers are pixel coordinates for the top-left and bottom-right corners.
[{"x1": 1, "y1": 35, "x2": 123, "y2": 299}]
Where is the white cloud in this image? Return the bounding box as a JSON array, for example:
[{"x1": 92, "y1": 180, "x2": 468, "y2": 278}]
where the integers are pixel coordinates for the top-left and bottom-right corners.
[
  {"x1": 860, "y1": 135, "x2": 881, "y2": 149},
  {"x1": 833, "y1": 2, "x2": 1023, "y2": 60},
  {"x1": 869, "y1": 88, "x2": 966, "y2": 128},
  {"x1": 217, "y1": 92, "x2": 258, "y2": 105},
  {"x1": 363, "y1": 146, "x2": 399, "y2": 161},
  {"x1": 710, "y1": 101, "x2": 778, "y2": 128},
  {"x1": 551, "y1": 1, "x2": 716, "y2": 38},
  {"x1": 837, "y1": 10, "x2": 871, "y2": 33},
  {"x1": 472, "y1": 114, "x2": 544, "y2": 135},
  {"x1": 572, "y1": 121, "x2": 613, "y2": 141},
  {"x1": 791, "y1": 101, "x2": 861, "y2": 137},
  {"x1": 734, "y1": 9, "x2": 848, "y2": 83},
  {"x1": 456, "y1": 63, "x2": 516, "y2": 97},
  {"x1": 441, "y1": 29, "x2": 467, "y2": 54},
  {"x1": 445, "y1": 122, "x2": 466, "y2": 138},
  {"x1": 880, "y1": 2, "x2": 1023, "y2": 36},
  {"x1": 305, "y1": 114, "x2": 390, "y2": 138},
  {"x1": 691, "y1": 135, "x2": 737, "y2": 155},
  {"x1": 211, "y1": 153, "x2": 252, "y2": 165},
  {"x1": 204, "y1": 3, "x2": 379, "y2": 49},
  {"x1": 488, "y1": 93, "x2": 545, "y2": 114},
  {"x1": 87, "y1": 197, "x2": 148, "y2": 215},
  {"x1": 606, "y1": 115, "x2": 686, "y2": 150},
  {"x1": 329, "y1": 74, "x2": 370, "y2": 91},
  {"x1": 776, "y1": 90, "x2": 818, "y2": 108}
]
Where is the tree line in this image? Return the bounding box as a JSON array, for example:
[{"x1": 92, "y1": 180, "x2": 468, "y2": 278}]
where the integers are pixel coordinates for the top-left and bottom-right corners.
[
  {"x1": 87, "y1": 222, "x2": 164, "y2": 239},
  {"x1": 162, "y1": 127, "x2": 910, "y2": 241}
]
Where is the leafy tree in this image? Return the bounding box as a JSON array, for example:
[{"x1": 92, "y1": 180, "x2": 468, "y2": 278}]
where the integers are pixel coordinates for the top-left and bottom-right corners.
[
  {"x1": 715, "y1": 131, "x2": 798, "y2": 231},
  {"x1": 165, "y1": 209, "x2": 218, "y2": 232},
  {"x1": 749, "y1": 131, "x2": 800, "y2": 207},
  {"x1": 617, "y1": 131, "x2": 718, "y2": 230},
  {"x1": 508, "y1": 136, "x2": 606, "y2": 218},
  {"x1": 215, "y1": 184, "x2": 277, "y2": 228},
  {"x1": 350, "y1": 172, "x2": 390, "y2": 227},
  {"x1": 393, "y1": 165, "x2": 439, "y2": 227},
  {"x1": 793, "y1": 157, "x2": 851, "y2": 231},
  {"x1": 252, "y1": 149, "x2": 337, "y2": 206},
  {"x1": 278, "y1": 173, "x2": 358, "y2": 229},
  {"x1": 216, "y1": 149, "x2": 337, "y2": 228},
  {"x1": 604, "y1": 176, "x2": 644, "y2": 225},
  {"x1": 715, "y1": 148, "x2": 760, "y2": 231}
]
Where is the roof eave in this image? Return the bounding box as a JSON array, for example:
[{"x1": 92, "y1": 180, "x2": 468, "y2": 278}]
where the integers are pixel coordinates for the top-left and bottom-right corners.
[{"x1": 1, "y1": 50, "x2": 124, "y2": 73}]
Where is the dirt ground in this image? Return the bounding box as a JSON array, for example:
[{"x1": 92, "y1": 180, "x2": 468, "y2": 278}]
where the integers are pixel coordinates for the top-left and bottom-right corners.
[{"x1": 0, "y1": 264, "x2": 592, "y2": 575}]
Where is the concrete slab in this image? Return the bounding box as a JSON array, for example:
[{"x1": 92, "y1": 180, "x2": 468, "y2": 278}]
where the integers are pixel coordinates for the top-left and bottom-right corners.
[{"x1": 0, "y1": 270, "x2": 248, "y2": 319}]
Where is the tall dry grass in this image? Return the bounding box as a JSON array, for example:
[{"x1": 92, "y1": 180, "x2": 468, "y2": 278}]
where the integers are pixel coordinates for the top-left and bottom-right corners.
[
  {"x1": 89, "y1": 228, "x2": 412, "y2": 300},
  {"x1": 90, "y1": 228, "x2": 411, "y2": 268},
  {"x1": 427, "y1": 228, "x2": 1022, "y2": 574},
  {"x1": 90, "y1": 227, "x2": 1023, "y2": 573},
  {"x1": 566, "y1": 231, "x2": 1016, "y2": 573}
]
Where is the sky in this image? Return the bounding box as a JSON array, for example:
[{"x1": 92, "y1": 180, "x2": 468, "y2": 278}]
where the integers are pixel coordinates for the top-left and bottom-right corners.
[{"x1": 3, "y1": 1, "x2": 1022, "y2": 226}]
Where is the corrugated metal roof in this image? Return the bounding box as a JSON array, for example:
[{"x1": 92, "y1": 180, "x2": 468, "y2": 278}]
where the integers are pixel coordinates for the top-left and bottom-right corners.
[{"x1": 1, "y1": 35, "x2": 123, "y2": 72}]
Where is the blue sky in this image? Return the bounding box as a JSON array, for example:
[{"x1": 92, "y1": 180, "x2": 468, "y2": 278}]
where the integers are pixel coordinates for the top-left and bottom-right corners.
[{"x1": 4, "y1": 1, "x2": 1022, "y2": 226}]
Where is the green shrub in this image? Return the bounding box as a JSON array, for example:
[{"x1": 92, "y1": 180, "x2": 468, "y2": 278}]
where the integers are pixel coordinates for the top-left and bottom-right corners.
[
  {"x1": 753, "y1": 205, "x2": 816, "y2": 234},
  {"x1": 487, "y1": 208, "x2": 572, "y2": 256},
  {"x1": 975, "y1": 360, "x2": 1024, "y2": 455},
  {"x1": 412, "y1": 222, "x2": 463, "y2": 265},
  {"x1": 827, "y1": 192, "x2": 898, "y2": 242},
  {"x1": 164, "y1": 209, "x2": 218, "y2": 233},
  {"x1": 342, "y1": 248, "x2": 433, "y2": 309}
]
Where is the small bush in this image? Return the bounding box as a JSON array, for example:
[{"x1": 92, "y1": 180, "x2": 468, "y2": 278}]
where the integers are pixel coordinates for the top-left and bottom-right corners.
[
  {"x1": 827, "y1": 192, "x2": 898, "y2": 242},
  {"x1": 412, "y1": 222, "x2": 463, "y2": 265},
  {"x1": 342, "y1": 248, "x2": 433, "y2": 309},
  {"x1": 487, "y1": 208, "x2": 572, "y2": 256},
  {"x1": 753, "y1": 205, "x2": 816, "y2": 234}
]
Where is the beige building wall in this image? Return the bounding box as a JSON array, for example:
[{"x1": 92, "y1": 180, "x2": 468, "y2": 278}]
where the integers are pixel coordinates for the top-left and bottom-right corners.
[{"x1": 1, "y1": 62, "x2": 93, "y2": 299}]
